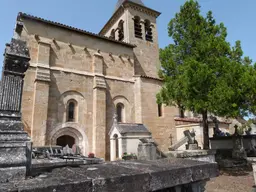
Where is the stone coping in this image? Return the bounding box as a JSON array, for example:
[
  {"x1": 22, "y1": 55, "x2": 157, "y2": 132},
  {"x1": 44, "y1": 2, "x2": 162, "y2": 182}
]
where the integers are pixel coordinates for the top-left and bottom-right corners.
[
  {"x1": 31, "y1": 158, "x2": 104, "y2": 170},
  {"x1": 210, "y1": 135, "x2": 256, "y2": 140},
  {"x1": 0, "y1": 158, "x2": 218, "y2": 192},
  {"x1": 247, "y1": 157, "x2": 256, "y2": 163},
  {"x1": 166, "y1": 150, "x2": 217, "y2": 158}
]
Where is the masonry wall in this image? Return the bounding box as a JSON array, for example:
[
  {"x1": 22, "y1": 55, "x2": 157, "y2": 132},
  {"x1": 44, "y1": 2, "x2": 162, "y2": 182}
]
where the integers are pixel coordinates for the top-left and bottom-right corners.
[
  {"x1": 140, "y1": 78, "x2": 179, "y2": 152},
  {"x1": 22, "y1": 67, "x2": 36, "y2": 135},
  {"x1": 19, "y1": 18, "x2": 137, "y2": 158},
  {"x1": 106, "y1": 79, "x2": 135, "y2": 160},
  {"x1": 127, "y1": 8, "x2": 160, "y2": 78},
  {"x1": 22, "y1": 19, "x2": 134, "y2": 78}
]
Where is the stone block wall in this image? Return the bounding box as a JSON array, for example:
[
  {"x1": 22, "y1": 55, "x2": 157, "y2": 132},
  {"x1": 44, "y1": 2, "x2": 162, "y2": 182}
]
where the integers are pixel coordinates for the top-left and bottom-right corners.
[
  {"x1": 17, "y1": 1, "x2": 179, "y2": 159},
  {"x1": 140, "y1": 77, "x2": 178, "y2": 152},
  {"x1": 128, "y1": 8, "x2": 160, "y2": 78}
]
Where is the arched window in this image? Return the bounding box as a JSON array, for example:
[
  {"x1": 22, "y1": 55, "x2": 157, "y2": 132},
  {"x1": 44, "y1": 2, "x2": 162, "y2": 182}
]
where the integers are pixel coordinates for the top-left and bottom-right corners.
[
  {"x1": 110, "y1": 29, "x2": 115, "y2": 40},
  {"x1": 145, "y1": 20, "x2": 153, "y2": 42},
  {"x1": 116, "y1": 103, "x2": 124, "y2": 122},
  {"x1": 134, "y1": 16, "x2": 142, "y2": 39},
  {"x1": 67, "y1": 100, "x2": 77, "y2": 122},
  {"x1": 118, "y1": 20, "x2": 124, "y2": 41}
]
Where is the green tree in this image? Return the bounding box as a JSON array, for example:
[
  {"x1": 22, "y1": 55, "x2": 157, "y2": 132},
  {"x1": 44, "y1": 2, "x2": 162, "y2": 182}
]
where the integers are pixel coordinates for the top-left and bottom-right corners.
[{"x1": 157, "y1": 0, "x2": 254, "y2": 149}]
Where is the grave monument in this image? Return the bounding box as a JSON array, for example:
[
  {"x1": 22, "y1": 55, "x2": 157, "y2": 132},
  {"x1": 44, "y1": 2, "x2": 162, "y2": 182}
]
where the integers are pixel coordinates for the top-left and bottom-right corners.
[{"x1": 0, "y1": 37, "x2": 32, "y2": 183}]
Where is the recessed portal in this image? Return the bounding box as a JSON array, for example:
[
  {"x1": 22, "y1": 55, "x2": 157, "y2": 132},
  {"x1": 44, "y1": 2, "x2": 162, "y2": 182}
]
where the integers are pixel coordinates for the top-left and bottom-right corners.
[{"x1": 56, "y1": 135, "x2": 75, "y2": 148}]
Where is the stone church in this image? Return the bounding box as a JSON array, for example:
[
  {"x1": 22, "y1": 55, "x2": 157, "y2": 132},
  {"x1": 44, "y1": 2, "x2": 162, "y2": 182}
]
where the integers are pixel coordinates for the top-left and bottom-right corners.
[{"x1": 15, "y1": 0, "x2": 180, "y2": 160}]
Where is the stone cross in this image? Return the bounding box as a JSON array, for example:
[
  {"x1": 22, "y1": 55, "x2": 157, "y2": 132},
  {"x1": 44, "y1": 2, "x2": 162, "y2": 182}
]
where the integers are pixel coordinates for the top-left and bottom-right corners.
[{"x1": 169, "y1": 134, "x2": 173, "y2": 145}]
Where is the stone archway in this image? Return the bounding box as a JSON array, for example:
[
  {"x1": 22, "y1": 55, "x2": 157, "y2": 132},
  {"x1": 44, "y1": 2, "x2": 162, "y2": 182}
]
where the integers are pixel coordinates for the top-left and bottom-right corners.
[
  {"x1": 56, "y1": 135, "x2": 75, "y2": 148},
  {"x1": 49, "y1": 122, "x2": 88, "y2": 155}
]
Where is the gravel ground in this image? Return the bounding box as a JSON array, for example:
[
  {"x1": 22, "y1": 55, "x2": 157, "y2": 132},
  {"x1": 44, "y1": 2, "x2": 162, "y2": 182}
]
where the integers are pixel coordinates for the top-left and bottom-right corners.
[{"x1": 206, "y1": 169, "x2": 255, "y2": 192}]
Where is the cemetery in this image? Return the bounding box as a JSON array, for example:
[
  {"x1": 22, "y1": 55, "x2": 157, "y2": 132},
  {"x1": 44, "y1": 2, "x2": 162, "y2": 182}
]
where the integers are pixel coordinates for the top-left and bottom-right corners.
[
  {"x1": 0, "y1": 0, "x2": 256, "y2": 191},
  {"x1": 0, "y1": 37, "x2": 219, "y2": 192}
]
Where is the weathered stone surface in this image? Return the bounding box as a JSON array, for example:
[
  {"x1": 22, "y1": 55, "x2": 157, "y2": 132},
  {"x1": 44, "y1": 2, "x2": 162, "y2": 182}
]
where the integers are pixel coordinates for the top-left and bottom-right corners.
[
  {"x1": 138, "y1": 142, "x2": 157, "y2": 161},
  {"x1": 166, "y1": 150, "x2": 217, "y2": 163},
  {"x1": 0, "y1": 167, "x2": 26, "y2": 183},
  {"x1": 0, "y1": 158, "x2": 218, "y2": 192},
  {"x1": 0, "y1": 38, "x2": 32, "y2": 183},
  {"x1": 232, "y1": 136, "x2": 247, "y2": 159}
]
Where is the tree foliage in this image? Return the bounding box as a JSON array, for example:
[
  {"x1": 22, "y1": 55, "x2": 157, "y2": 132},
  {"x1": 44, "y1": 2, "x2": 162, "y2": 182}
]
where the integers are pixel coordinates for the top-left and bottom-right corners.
[{"x1": 157, "y1": 0, "x2": 255, "y2": 149}]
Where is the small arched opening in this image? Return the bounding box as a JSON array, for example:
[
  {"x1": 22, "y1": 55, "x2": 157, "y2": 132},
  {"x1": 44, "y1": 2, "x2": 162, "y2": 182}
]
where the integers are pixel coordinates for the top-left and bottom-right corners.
[
  {"x1": 134, "y1": 16, "x2": 142, "y2": 39},
  {"x1": 116, "y1": 103, "x2": 125, "y2": 123},
  {"x1": 145, "y1": 19, "x2": 153, "y2": 42},
  {"x1": 56, "y1": 135, "x2": 75, "y2": 148},
  {"x1": 110, "y1": 29, "x2": 116, "y2": 40},
  {"x1": 118, "y1": 20, "x2": 124, "y2": 41}
]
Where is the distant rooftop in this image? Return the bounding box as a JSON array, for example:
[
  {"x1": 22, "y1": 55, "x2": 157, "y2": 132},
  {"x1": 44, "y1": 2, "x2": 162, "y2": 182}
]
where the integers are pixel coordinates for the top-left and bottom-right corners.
[{"x1": 117, "y1": 123, "x2": 151, "y2": 134}]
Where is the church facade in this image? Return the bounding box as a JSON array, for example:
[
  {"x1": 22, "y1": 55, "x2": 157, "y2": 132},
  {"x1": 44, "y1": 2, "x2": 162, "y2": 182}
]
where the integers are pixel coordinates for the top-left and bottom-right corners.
[{"x1": 15, "y1": 0, "x2": 179, "y2": 159}]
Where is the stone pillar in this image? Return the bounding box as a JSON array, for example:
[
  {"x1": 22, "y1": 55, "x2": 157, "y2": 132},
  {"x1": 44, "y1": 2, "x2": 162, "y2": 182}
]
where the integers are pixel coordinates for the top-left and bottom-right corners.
[
  {"x1": 119, "y1": 137, "x2": 123, "y2": 158},
  {"x1": 0, "y1": 38, "x2": 31, "y2": 182},
  {"x1": 31, "y1": 42, "x2": 50, "y2": 146},
  {"x1": 232, "y1": 135, "x2": 246, "y2": 159},
  {"x1": 110, "y1": 138, "x2": 116, "y2": 161},
  {"x1": 247, "y1": 158, "x2": 256, "y2": 186},
  {"x1": 134, "y1": 76, "x2": 142, "y2": 123},
  {"x1": 92, "y1": 52, "x2": 106, "y2": 159}
]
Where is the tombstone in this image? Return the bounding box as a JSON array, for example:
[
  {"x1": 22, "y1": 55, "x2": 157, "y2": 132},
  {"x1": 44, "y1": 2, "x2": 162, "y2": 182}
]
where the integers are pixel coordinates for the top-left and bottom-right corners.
[
  {"x1": 63, "y1": 145, "x2": 69, "y2": 155},
  {"x1": 185, "y1": 129, "x2": 199, "y2": 150},
  {"x1": 72, "y1": 144, "x2": 81, "y2": 155},
  {"x1": 232, "y1": 125, "x2": 246, "y2": 159},
  {"x1": 0, "y1": 38, "x2": 32, "y2": 182},
  {"x1": 137, "y1": 138, "x2": 157, "y2": 160}
]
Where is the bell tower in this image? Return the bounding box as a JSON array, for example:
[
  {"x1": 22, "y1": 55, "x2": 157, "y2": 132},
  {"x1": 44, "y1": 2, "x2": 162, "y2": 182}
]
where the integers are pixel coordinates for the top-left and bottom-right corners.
[{"x1": 99, "y1": 0, "x2": 161, "y2": 78}]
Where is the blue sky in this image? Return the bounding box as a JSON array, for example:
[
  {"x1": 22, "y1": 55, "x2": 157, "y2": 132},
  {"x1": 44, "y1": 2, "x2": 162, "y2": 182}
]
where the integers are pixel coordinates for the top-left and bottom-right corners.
[{"x1": 0, "y1": 0, "x2": 255, "y2": 65}]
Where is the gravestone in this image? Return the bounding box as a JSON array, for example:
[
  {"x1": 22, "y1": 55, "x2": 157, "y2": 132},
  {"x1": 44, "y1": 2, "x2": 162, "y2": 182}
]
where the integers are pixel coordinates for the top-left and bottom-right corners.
[
  {"x1": 169, "y1": 129, "x2": 199, "y2": 151},
  {"x1": 0, "y1": 38, "x2": 32, "y2": 182},
  {"x1": 232, "y1": 126, "x2": 246, "y2": 160},
  {"x1": 138, "y1": 138, "x2": 157, "y2": 160},
  {"x1": 63, "y1": 145, "x2": 74, "y2": 156},
  {"x1": 185, "y1": 129, "x2": 199, "y2": 150},
  {"x1": 72, "y1": 144, "x2": 81, "y2": 155}
]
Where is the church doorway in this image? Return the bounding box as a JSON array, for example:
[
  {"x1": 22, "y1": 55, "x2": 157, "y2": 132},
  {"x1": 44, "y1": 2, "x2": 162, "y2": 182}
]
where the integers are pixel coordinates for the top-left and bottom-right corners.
[{"x1": 56, "y1": 135, "x2": 75, "y2": 148}]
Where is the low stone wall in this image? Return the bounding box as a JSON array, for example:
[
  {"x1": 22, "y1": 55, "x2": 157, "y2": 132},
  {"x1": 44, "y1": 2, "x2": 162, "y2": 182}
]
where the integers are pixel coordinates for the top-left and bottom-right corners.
[
  {"x1": 166, "y1": 150, "x2": 216, "y2": 163},
  {"x1": 210, "y1": 135, "x2": 256, "y2": 151},
  {"x1": 0, "y1": 158, "x2": 218, "y2": 192}
]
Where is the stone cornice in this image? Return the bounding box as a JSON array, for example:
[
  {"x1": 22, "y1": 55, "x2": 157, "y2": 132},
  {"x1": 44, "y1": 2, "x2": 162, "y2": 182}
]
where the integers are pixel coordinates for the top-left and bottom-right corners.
[
  {"x1": 18, "y1": 12, "x2": 136, "y2": 48},
  {"x1": 99, "y1": 7, "x2": 125, "y2": 36},
  {"x1": 125, "y1": 1, "x2": 161, "y2": 18},
  {"x1": 99, "y1": 1, "x2": 161, "y2": 36},
  {"x1": 29, "y1": 63, "x2": 135, "y2": 84}
]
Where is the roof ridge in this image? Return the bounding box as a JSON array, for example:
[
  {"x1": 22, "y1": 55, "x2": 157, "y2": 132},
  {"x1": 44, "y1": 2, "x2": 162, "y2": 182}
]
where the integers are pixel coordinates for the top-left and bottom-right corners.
[{"x1": 18, "y1": 12, "x2": 136, "y2": 48}]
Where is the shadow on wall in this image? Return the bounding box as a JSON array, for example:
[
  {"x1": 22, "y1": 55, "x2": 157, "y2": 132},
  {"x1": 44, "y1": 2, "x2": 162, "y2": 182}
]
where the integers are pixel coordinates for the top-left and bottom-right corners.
[
  {"x1": 106, "y1": 82, "x2": 114, "y2": 161},
  {"x1": 22, "y1": 119, "x2": 31, "y2": 136},
  {"x1": 134, "y1": 53, "x2": 146, "y2": 76}
]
